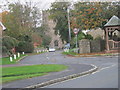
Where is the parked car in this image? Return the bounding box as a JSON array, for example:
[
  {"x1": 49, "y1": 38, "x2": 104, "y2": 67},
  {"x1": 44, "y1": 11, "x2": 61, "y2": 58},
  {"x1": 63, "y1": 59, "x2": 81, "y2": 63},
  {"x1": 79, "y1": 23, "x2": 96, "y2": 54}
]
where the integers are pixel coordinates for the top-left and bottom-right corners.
[{"x1": 49, "y1": 48, "x2": 55, "y2": 52}]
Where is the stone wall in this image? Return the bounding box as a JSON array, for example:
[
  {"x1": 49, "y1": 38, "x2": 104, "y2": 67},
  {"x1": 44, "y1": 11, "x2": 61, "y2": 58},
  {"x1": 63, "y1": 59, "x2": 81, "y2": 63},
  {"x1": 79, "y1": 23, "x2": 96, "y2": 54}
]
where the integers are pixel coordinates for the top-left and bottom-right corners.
[
  {"x1": 79, "y1": 39, "x2": 106, "y2": 53},
  {"x1": 79, "y1": 39, "x2": 91, "y2": 54}
]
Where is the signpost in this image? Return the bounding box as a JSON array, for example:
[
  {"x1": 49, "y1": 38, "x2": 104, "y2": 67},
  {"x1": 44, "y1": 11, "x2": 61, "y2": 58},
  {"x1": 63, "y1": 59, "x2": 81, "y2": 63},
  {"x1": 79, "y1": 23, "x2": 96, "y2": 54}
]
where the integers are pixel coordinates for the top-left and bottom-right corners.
[{"x1": 73, "y1": 28, "x2": 79, "y2": 48}]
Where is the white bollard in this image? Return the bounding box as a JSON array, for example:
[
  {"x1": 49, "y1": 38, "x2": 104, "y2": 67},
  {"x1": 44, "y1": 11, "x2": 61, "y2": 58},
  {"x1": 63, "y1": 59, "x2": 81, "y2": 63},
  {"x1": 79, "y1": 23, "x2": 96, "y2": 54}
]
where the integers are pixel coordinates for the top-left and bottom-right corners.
[
  {"x1": 14, "y1": 54, "x2": 16, "y2": 59},
  {"x1": 68, "y1": 49, "x2": 70, "y2": 52},
  {"x1": 65, "y1": 49, "x2": 67, "y2": 52},
  {"x1": 22, "y1": 52, "x2": 25, "y2": 55},
  {"x1": 66, "y1": 49, "x2": 68, "y2": 52},
  {"x1": 10, "y1": 57, "x2": 13, "y2": 62},
  {"x1": 18, "y1": 53, "x2": 20, "y2": 57},
  {"x1": 40, "y1": 50, "x2": 41, "y2": 53},
  {"x1": 37, "y1": 50, "x2": 39, "y2": 53}
]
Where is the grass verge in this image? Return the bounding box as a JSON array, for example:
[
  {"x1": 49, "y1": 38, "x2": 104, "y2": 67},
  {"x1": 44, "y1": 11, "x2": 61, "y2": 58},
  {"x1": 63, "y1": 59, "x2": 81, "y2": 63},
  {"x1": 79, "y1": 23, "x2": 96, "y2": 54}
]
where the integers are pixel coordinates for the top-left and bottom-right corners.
[
  {"x1": 0, "y1": 54, "x2": 27, "y2": 65},
  {"x1": 2, "y1": 64, "x2": 67, "y2": 83},
  {"x1": 62, "y1": 52, "x2": 78, "y2": 56},
  {"x1": 62, "y1": 51, "x2": 118, "y2": 57}
]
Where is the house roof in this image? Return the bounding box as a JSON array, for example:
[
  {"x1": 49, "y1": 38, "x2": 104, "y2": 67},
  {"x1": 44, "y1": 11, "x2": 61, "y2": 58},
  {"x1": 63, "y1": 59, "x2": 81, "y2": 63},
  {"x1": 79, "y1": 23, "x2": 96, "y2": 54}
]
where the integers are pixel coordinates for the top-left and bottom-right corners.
[
  {"x1": 0, "y1": 21, "x2": 6, "y2": 30},
  {"x1": 104, "y1": 15, "x2": 120, "y2": 27}
]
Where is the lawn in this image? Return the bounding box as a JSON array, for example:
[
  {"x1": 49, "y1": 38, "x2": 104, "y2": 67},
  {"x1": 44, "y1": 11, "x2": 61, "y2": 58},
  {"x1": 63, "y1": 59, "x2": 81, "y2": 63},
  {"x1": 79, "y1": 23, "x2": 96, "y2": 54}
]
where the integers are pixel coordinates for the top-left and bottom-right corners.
[
  {"x1": 62, "y1": 51, "x2": 78, "y2": 56},
  {"x1": 2, "y1": 64, "x2": 67, "y2": 83},
  {"x1": 0, "y1": 54, "x2": 27, "y2": 65}
]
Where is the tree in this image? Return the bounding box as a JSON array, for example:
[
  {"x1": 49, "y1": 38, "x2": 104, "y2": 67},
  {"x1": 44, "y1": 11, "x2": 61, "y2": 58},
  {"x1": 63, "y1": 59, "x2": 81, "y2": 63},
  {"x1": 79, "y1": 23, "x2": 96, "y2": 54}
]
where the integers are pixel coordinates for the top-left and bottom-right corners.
[
  {"x1": 16, "y1": 41, "x2": 34, "y2": 53},
  {"x1": 49, "y1": 2, "x2": 70, "y2": 42},
  {"x1": 2, "y1": 2, "x2": 41, "y2": 40},
  {"x1": 36, "y1": 25, "x2": 51, "y2": 47},
  {"x1": 71, "y1": 2, "x2": 119, "y2": 30}
]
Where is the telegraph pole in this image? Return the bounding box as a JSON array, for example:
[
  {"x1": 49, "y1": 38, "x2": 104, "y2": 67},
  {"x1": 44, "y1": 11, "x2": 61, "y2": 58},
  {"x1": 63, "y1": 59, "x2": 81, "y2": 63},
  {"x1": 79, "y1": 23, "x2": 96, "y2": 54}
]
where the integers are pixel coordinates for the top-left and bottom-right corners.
[{"x1": 67, "y1": 7, "x2": 71, "y2": 47}]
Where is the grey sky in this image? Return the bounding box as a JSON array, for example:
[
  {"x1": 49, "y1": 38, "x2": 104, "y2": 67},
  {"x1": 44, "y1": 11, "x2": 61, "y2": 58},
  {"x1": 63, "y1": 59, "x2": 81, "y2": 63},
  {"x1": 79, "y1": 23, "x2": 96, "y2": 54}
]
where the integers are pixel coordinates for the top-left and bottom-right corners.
[
  {"x1": 0, "y1": 0, "x2": 55, "y2": 12},
  {"x1": 0, "y1": 0, "x2": 119, "y2": 13}
]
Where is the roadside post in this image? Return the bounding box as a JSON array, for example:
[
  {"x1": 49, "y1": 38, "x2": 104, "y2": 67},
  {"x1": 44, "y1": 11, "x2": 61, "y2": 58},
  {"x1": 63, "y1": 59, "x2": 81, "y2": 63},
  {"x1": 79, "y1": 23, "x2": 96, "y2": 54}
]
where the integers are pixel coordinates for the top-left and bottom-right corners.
[
  {"x1": 18, "y1": 53, "x2": 20, "y2": 57},
  {"x1": 10, "y1": 57, "x2": 13, "y2": 62},
  {"x1": 22, "y1": 52, "x2": 25, "y2": 55},
  {"x1": 14, "y1": 54, "x2": 16, "y2": 59},
  {"x1": 73, "y1": 28, "x2": 79, "y2": 48}
]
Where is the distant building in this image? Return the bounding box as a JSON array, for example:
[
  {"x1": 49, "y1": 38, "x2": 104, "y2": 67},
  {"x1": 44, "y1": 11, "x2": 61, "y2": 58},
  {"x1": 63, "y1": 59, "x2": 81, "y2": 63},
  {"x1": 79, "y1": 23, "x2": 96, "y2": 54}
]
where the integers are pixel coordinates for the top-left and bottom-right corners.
[{"x1": 42, "y1": 11, "x2": 64, "y2": 49}]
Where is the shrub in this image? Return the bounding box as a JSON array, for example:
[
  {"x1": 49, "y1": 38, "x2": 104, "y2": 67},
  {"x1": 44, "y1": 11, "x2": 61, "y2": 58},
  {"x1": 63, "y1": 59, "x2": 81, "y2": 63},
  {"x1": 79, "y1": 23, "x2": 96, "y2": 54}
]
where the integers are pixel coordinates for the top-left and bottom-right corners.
[
  {"x1": 16, "y1": 41, "x2": 34, "y2": 53},
  {"x1": 78, "y1": 32, "x2": 86, "y2": 40},
  {"x1": 85, "y1": 34, "x2": 93, "y2": 40},
  {"x1": 18, "y1": 35, "x2": 32, "y2": 42},
  {"x1": 2, "y1": 36, "x2": 18, "y2": 50},
  {"x1": 2, "y1": 36, "x2": 18, "y2": 55}
]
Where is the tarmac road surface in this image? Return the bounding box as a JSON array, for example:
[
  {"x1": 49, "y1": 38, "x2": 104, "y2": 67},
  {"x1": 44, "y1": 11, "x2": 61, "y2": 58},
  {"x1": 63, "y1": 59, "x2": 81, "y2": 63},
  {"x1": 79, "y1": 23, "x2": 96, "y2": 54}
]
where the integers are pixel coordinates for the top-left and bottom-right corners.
[{"x1": 2, "y1": 51, "x2": 118, "y2": 88}]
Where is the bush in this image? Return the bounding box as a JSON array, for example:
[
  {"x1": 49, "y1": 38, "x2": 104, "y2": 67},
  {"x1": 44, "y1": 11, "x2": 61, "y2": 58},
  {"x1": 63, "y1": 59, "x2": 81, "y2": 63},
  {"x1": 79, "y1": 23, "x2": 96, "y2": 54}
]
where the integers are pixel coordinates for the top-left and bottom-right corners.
[
  {"x1": 85, "y1": 34, "x2": 93, "y2": 40},
  {"x1": 2, "y1": 36, "x2": 18, "y2": 55},
  {"x1": 78, "y1": 32, "x2": 86, "y2": 40},
  {"x1": 18, "y1": 35, "x2": 32, "y2": 42},
  {"x1": 16, "y1": 41, "x2": 34, "y2": 53},
  {"x1": 2, "y1": 36, "x2": 18, "y2": 50}
]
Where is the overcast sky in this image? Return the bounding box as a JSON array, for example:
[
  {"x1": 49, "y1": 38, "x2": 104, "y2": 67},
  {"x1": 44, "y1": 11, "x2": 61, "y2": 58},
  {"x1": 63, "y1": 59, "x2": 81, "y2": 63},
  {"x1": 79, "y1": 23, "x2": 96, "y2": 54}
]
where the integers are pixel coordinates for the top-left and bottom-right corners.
[
  {"x1": 0, "y1": 0, "x2": 119, "y2": 13},
  {"x1": 0, "y1": 0, "x2": 56, "y2": 12}
]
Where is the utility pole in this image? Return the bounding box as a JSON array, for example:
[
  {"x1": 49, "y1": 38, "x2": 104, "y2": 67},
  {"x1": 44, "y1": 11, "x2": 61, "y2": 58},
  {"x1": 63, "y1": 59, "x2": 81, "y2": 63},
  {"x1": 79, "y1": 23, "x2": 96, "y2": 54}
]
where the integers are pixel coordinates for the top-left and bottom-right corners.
[{"x1": 67, "y1": 6, "x2": 71, "y2": 47}]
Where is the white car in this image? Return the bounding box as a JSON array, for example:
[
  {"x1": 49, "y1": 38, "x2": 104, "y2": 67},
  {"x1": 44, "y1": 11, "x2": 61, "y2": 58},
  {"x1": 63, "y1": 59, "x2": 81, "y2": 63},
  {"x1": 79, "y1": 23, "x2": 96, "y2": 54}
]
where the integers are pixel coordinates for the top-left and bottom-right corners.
[{"x1": 49, "y1": 48, "x2": 55, "y2": 52}]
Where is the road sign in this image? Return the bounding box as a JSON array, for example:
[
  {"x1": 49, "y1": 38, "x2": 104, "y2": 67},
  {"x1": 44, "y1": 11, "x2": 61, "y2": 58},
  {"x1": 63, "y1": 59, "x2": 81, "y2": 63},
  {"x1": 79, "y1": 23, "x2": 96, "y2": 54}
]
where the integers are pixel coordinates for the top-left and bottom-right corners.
[{"x1": 73, "y1": 28, "x2": 79, "y2": 34}]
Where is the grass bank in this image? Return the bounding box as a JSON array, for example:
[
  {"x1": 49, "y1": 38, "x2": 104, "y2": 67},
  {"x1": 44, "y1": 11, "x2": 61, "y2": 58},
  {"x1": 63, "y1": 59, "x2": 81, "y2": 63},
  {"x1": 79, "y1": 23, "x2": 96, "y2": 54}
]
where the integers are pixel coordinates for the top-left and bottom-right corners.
[
  {"x1": 62, "y1": 52, "x2": 78, "y2": 56},
  {"x1": 2, "y1": 64, "x2": 67, "y2": 83},
  {"x1": 0, "y1": 54, "x2": 27, "y2": 65},
  {"x1": 62, "y1": 51, "x2": 118, "y2": 57}
]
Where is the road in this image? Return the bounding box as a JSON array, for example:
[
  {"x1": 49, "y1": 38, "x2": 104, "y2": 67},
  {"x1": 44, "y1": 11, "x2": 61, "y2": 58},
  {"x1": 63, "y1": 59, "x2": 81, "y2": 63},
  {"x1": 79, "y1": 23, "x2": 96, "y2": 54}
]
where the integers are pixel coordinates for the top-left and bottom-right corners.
[
  {"x1": 2, "y1": 51, "x2": 119, "y2": 88},
  {"x1": 43, "y1": 63, "x2": 118, "y2": 88}
]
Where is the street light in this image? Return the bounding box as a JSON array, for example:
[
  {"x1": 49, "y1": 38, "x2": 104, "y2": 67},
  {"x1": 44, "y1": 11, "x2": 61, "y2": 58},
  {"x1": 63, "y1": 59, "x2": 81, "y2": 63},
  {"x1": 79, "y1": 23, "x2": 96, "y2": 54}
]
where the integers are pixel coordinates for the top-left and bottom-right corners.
[{"x1": 67, "y1": 6, "x2": 71, "y2": 47}]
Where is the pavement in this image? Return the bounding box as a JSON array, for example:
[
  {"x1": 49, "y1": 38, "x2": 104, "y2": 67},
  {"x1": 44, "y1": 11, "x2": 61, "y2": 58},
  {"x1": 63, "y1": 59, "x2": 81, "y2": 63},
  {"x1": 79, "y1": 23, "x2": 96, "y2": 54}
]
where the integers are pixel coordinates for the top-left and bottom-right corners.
[{"x1": 2, "y1": 51, "x2": 118, "y2": 88}]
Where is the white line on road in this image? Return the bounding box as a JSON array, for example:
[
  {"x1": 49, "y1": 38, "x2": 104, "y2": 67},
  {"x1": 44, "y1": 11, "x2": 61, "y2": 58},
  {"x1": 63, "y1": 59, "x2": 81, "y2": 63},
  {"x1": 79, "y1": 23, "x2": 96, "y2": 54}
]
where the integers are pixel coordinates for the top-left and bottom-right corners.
[
  {"x1": 42, "y1": 63, "x2": 117, "y2": 88},
  {"x1": 91, "y1": 64, "x2": 117, "y2": 74}
]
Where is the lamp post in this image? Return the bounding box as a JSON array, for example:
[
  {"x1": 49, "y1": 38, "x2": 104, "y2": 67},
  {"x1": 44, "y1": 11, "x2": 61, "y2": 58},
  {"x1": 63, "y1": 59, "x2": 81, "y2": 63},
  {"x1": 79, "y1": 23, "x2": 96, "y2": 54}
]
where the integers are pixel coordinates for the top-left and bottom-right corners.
[{"x1": 67, "y1": 7, "x2": 71, "y2": 47}]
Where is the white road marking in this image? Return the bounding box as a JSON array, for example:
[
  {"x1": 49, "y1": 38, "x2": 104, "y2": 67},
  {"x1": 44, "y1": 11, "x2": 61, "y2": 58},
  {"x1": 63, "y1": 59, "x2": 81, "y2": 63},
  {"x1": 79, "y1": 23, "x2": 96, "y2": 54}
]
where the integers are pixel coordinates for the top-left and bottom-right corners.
[
  {"x1": 42, "y1": 63, "x2": 117, "y2": 88},
  {"x1": 91, "y1": 64, "x2": 117, "y2": 74}
]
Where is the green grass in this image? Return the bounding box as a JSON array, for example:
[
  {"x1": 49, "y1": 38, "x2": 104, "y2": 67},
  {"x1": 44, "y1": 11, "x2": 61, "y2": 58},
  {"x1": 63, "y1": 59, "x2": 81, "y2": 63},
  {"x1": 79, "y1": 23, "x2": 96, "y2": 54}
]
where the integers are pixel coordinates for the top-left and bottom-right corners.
[
  {"x1": 2, "y1": 64, "x2": 67, "y2": 83},
  {"x1": 94, "y1": 53, "x2": 113, "y2": 56},
  {"x1": 62, "y1": 51, "x2": 77, "y2": 56},
  {"x1": 0, "y1": 54, "x2": 27, "y2": 65},
  {"x1": 1, "y1": 73, "x2": 47, "y2": 83}
]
